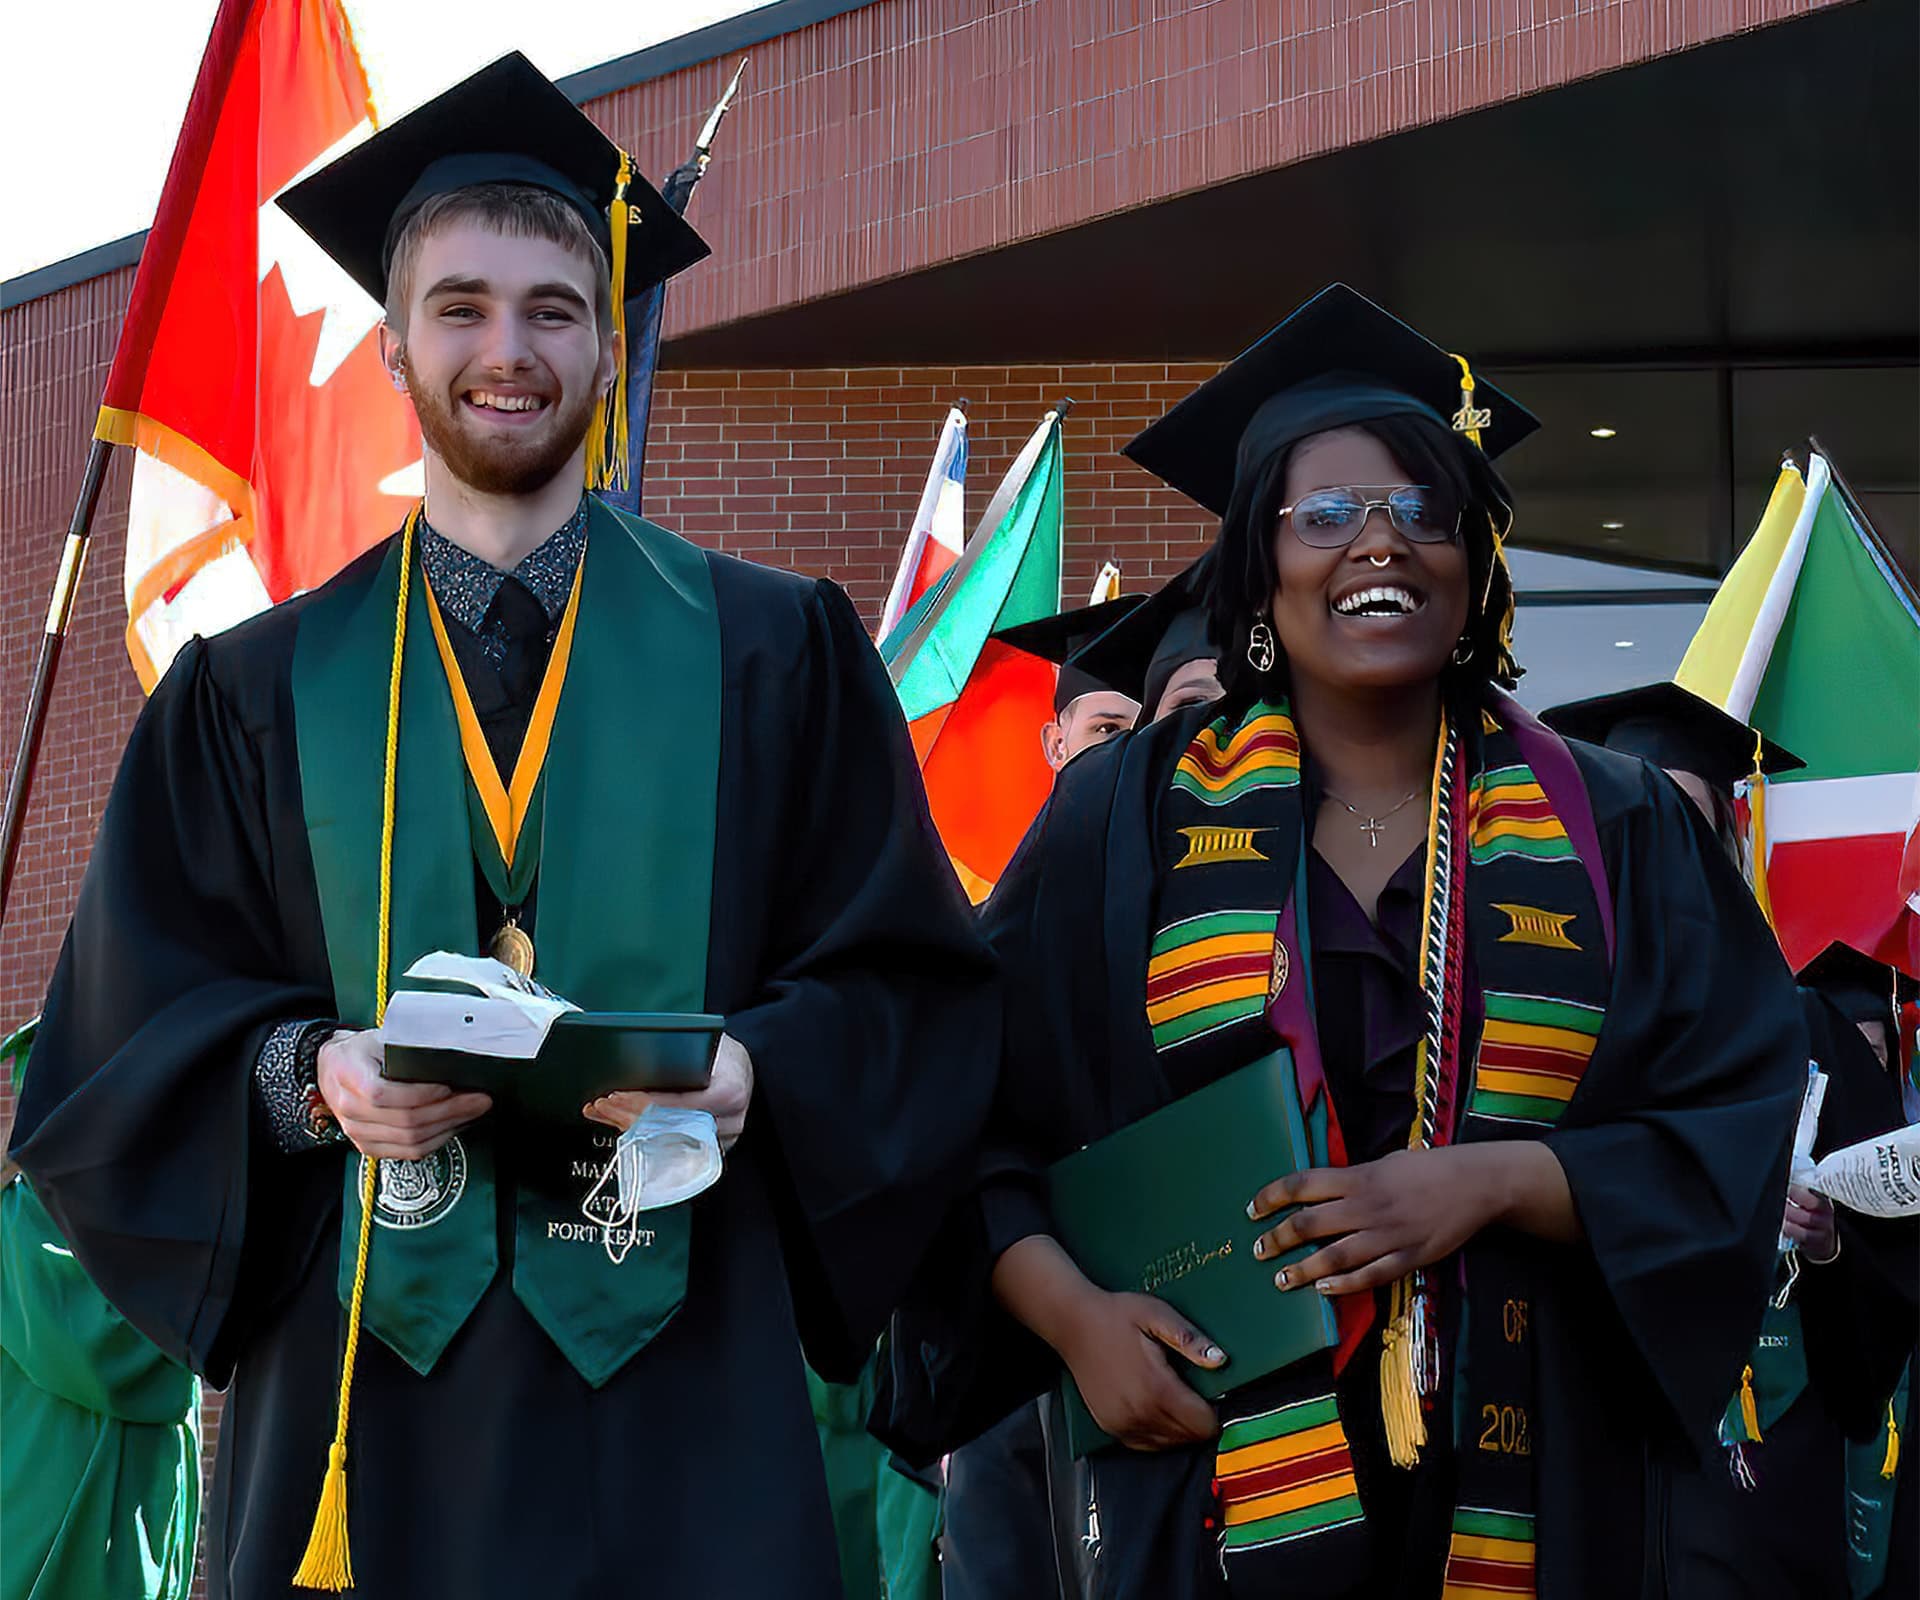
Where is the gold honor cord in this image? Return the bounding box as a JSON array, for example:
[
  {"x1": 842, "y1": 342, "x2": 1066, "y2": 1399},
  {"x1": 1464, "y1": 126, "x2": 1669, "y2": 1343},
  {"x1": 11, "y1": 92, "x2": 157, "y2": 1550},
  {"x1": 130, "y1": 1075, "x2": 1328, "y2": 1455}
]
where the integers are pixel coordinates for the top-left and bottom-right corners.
[
  {"x1": 1379, "y1": 706, "x2": 1455, "y2": 1470},
  {"x1": 294, "y1": 507, "x2": 420, "y2": 1591}
]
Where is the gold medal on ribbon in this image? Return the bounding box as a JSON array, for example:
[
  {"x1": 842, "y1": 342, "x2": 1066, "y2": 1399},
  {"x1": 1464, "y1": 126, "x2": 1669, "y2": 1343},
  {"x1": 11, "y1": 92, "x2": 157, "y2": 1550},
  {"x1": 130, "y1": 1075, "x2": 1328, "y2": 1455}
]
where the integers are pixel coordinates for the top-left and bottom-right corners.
[{"x1": 490, "y1": 917, "x2": 536, "y2": 977}]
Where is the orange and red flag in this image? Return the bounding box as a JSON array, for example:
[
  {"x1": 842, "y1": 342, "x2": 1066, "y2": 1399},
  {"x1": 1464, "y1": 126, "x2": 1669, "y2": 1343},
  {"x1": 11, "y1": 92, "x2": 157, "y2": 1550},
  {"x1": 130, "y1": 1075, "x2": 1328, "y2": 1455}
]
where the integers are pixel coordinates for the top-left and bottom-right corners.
[{"x1": 96, "y1": 0, "x2": 418, "y2": 689}]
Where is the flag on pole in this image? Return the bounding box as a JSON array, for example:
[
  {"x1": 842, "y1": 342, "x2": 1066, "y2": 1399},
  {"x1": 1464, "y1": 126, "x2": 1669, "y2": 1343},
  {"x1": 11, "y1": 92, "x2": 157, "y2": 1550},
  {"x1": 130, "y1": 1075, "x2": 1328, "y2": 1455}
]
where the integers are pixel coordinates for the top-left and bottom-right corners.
[
  {"x1": 878, "y1": 406, "x2": 970, "y2": 645},
  {"x1": 601, "y1": 58, "x2": 745, "y2": 515},
  {"x1": 1087, "y1": 561, "x2": 1123, "y2": 605},
  {"x1": 887, "y1": 410, "x2": 1064, "y2": 902},
  {"x1": 95, "y1": 0, "x2": 418, "y2": 690},
  {"x1": 1678, "y1": 449, "x2": 1920, "y2": 975}
]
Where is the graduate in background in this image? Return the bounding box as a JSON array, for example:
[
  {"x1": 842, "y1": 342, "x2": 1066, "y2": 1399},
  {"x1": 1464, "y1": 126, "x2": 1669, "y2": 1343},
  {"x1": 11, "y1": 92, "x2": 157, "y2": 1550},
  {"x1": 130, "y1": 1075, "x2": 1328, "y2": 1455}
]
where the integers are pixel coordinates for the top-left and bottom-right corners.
[
  {"x1": 878, "y1": 285, "x2": 1807, "y2": 1599},
  {"x1": 1070, "y1": 560, "x2": 1224, "y2": 729},
  {"x1": 9, "y1": 57, "x2": 997, "y2": 1600},
  {"x1": 1, "y1": 1022, "x2": 199, "y2": 1600},
  {"x1": 1545, "y1": 686, "x2": 1919, "y2": 1596},
  {"x1": 997, "y1": 595, "x2": 1148, "y2": 770}
]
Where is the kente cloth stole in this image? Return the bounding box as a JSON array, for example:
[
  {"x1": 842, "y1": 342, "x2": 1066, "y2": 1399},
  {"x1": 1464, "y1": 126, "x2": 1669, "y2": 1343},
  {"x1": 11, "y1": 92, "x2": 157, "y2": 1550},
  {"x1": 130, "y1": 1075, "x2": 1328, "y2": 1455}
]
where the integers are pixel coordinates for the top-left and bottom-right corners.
[
  {"x1": 292, "y1": 500, "x2": 720, "y2": 1386},
  {"x1": 1148, "y1": 694, "x2": 1612, "y2": 1593}
]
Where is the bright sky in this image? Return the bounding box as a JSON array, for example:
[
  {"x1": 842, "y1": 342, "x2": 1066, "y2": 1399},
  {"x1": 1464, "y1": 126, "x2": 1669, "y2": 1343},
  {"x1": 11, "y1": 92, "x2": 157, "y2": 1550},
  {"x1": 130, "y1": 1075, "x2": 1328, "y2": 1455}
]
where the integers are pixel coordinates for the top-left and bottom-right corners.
[{"x1": 0, "y1": 0, "x2": 773, "y2": 282}]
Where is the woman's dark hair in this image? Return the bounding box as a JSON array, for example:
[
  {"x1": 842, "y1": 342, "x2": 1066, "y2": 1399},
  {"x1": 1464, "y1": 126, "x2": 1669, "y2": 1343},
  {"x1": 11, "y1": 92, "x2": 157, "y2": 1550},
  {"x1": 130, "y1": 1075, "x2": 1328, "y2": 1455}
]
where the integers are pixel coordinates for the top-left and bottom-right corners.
[{"x1": 1207, "y1": 409, "x2": 1521, "y2": 705}]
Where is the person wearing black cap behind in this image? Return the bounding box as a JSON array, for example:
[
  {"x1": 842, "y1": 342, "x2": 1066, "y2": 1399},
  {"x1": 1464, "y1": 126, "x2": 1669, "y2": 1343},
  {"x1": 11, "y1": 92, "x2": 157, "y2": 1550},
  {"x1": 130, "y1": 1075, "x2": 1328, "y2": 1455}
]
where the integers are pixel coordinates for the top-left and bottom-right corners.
[
  {"x1": 9, "y1": 55, "x2": 999, "y2": 1600},
  {"x1": 1068, "y1": 558, "x2": 1226, "y2": 728},
  {"x1": 1538, "y1": 679, "x2": 1803, "y2": 873},
  {"x1": 997, "y1": 596, "x2": 1149, "y2": 770},
  {"x1": 874, "y1": 284, "x2": 1805, "y2": 1599},
  {"x1": 1662, "y1": 940, "x2": 1919, "y2": 1600}
]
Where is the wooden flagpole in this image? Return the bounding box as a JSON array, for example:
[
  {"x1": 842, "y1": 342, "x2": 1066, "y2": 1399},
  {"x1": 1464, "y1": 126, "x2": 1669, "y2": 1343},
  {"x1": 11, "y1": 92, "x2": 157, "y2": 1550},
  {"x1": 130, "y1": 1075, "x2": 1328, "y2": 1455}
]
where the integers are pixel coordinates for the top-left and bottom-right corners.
[{"x1": 1, "y1": 438, "x2": 115, "y2": 919}]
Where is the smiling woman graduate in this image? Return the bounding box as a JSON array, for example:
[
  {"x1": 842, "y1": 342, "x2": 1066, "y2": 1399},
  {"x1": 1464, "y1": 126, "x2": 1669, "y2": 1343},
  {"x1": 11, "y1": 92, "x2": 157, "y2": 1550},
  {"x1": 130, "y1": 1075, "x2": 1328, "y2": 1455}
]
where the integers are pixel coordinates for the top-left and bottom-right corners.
[{"x1": 877, "y1": 285, "x2": 1808, "y2": 1599}]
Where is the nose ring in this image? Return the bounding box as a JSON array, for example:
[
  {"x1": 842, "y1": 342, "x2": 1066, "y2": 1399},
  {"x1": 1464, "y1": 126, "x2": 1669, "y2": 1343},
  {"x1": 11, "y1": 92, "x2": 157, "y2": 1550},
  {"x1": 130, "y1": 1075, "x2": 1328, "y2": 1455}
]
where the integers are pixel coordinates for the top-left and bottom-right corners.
[{"x1": 1368, "y1": 554, "x2": 1391, "y2": 568}]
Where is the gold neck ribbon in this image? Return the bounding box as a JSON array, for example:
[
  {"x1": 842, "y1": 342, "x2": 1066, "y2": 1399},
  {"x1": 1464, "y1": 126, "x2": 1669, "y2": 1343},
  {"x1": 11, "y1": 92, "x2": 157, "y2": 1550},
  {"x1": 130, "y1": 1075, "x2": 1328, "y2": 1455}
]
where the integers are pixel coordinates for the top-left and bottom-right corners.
[{"x1": 422, "y1": 552, "x2": 587, "y2": 870}]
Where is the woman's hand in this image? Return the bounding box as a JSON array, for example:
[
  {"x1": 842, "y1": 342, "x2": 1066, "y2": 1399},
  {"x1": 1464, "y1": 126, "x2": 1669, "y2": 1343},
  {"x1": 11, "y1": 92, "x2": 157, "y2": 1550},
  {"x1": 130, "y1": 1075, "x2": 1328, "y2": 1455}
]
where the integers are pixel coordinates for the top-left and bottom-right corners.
[
  {"x1": 1783, "y1": 1183, "x2": 1839, "y2": 1264},
  {"x1": 1054, "y1": 1289, "x2": 1227, "y2": 1452},
  {"x1": 1247, "y1": 1142, "x2": 1577, "y2": 1296},
  {"x1": 990, "y1": 1234, "x2": 1226, "y2": 1452}
]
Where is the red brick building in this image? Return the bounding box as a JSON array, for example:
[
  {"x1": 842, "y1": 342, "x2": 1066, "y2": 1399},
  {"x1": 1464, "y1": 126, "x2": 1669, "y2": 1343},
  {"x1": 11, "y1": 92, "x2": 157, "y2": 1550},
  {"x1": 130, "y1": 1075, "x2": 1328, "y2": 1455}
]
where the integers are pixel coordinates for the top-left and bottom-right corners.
[{"x1": 3, "y1": 0, "x2": 1914, "y2": 1087}]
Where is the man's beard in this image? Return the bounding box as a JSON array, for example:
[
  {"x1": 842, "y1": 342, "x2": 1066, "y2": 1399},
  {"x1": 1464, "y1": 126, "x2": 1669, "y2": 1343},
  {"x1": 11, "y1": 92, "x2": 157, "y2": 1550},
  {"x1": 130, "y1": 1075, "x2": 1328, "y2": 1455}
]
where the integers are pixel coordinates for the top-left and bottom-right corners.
[{"x1": 407, "y1": 368, "x2": 599, "y2": 497}]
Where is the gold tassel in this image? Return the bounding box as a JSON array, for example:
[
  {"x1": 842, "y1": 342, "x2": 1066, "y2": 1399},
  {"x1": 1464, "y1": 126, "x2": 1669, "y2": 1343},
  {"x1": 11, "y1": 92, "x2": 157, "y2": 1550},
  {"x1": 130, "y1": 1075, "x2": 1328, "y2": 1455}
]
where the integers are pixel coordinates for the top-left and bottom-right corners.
[
  {"x1": 293, "y1": 509, "x2": 417, "y2": 1590},
  {"x1": 1379, "y1": 1275, "x2": 1427, "y2": 1467},
  {"x1": 586, "y1": 151, "x2": 636, "y2": 492},
  {"x1": 1738, "y1": 1365, "x2": 1762, "y2": 1444},
  {"x1": 1747, "y1": 732, "x2": 1776, "y2": 928},
  {"x1": 1883, "y1": 1401, "x2": 1900, "y2": 1479}
]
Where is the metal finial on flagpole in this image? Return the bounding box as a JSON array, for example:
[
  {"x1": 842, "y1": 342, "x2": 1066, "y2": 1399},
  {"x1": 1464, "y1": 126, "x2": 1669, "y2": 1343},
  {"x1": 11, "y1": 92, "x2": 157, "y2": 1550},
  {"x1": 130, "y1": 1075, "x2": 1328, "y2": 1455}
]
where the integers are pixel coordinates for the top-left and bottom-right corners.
[{"x1": 696, "y1": 58, "x2": 749, "y2": 166}]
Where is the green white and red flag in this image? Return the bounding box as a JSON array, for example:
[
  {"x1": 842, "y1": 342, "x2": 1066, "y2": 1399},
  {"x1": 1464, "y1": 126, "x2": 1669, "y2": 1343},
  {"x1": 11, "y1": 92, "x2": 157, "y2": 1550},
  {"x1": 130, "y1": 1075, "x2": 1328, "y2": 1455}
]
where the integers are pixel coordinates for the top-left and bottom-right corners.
[{"x1": 1677, "y1": 449, "x2": 1920, "y2": 976}]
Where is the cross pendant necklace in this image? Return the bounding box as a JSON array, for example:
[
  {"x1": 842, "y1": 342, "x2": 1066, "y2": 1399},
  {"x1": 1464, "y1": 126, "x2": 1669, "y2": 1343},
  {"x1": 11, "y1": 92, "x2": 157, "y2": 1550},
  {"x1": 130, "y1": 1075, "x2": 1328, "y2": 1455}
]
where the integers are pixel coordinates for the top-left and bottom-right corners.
[{"x1": 1323, "y1": 785, "x2": 1425, "y2": 848}]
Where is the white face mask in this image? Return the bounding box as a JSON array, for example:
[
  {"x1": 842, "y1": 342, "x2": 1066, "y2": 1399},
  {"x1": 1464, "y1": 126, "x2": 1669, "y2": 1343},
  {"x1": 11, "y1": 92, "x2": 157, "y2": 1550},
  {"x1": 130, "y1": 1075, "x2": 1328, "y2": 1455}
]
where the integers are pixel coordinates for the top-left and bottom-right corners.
[{"x1": 581, "y1": 1107, "x2": 724, "y2": 1263}]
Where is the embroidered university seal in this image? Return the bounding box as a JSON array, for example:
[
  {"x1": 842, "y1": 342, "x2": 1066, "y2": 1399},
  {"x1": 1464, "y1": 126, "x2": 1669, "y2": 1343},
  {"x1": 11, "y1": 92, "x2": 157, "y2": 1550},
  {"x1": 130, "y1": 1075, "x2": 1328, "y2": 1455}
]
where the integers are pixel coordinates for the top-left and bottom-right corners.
[{"x1": 361, "y1": 1137, "x2": 468, "y2": 1230}]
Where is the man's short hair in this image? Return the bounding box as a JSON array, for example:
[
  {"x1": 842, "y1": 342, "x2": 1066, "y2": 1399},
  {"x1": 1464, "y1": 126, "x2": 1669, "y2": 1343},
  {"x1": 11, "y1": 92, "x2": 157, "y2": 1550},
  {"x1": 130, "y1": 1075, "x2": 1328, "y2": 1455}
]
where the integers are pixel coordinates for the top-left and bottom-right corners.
[{"x1": 384, "y1": 183, "x2": 613, "y2": 334}]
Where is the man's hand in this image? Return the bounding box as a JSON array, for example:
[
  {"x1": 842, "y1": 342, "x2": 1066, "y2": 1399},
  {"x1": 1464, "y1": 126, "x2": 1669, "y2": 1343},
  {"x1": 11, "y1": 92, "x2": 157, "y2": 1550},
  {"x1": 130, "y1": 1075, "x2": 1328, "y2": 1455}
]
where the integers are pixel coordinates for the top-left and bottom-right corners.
[
  {"x1": 317, "y1": 1029, "x2": 491, "y2": 1160},
  {"x1": 1783, "y1": 1183, "x2": 1839, "y2": 1263},
  {"x1": 583, "y1": 1032, "x2": 754, "y2": 1150},
  {"x1": 1247, "y1": 1143, "x2": 1577, "y2": 1297},
  {"x1": 1055, "y1": 1288, "x2": 1225, "y2": 1452}
]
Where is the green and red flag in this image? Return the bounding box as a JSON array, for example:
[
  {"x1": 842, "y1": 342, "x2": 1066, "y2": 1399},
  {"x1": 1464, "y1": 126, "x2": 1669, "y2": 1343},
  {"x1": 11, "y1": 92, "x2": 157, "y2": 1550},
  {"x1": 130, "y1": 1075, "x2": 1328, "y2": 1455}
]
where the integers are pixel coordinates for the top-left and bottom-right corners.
[
  {"x1": 1677, "y1": 449, "x2": 1920, "y2": 976},
  {"x1": 885, "y1": 410, "x2": 1064, "y2": 902}
]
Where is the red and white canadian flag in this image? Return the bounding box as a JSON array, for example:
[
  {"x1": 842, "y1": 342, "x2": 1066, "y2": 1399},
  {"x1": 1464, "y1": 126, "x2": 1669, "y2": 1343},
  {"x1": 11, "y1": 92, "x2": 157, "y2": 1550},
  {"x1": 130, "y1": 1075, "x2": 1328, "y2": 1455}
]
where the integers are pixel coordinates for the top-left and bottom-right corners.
[{"x1": 95, "y1": 0, "x2": 419, "y2": 689}]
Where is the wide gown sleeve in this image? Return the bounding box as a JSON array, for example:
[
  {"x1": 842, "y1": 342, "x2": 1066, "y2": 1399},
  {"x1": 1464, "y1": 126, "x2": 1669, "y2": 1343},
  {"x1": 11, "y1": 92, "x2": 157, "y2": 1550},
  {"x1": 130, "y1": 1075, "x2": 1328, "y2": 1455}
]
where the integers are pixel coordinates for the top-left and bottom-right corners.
[
  {"x1": 1546, "y1": 759, "x2": 1808, "y2": 1453},
  {"x1": 723, "y1": 580, "x2": 1002, "y2": 1382},
  {"x1": 8, "y1": 638, "x2": 336, "y2": 1383}
]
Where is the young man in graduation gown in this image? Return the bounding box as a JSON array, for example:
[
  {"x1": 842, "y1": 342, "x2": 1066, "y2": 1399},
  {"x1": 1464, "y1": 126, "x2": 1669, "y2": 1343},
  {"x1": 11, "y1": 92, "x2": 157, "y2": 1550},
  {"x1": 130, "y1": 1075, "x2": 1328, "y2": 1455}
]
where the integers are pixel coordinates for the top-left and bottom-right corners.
[{"x1": 9, "y1": 56, "x2": 998, "y2": 1600}]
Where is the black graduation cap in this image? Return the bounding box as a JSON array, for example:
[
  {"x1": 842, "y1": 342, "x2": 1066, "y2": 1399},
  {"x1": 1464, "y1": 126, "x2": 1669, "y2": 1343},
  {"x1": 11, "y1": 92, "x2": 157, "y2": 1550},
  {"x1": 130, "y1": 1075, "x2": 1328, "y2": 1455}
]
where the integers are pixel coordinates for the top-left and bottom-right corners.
[
  {"x1": 1122, "y1": 284, "x2": 1539, "y2": 519},
  {"x1": 279, "y1": 52, "x2": 710, "y2": 309},
  {"x1": 993, "y1": 595, "x2": 1147, "y2": 713},
  {"x1": 1797, "y1": 941, "x2": 1918, "y2": 1021},
  {"x1": 1539, "y1": 681, "x2": 1803, "y2": 789},
  {"x1": 1068, "y1": 558, "x2": 1218, "y2": 716}
]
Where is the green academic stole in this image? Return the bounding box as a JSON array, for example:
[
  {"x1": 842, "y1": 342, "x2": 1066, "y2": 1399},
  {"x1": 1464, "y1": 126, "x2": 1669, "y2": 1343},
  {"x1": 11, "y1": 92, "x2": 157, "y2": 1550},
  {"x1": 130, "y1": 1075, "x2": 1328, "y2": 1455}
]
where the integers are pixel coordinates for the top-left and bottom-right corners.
[
  {"x1": 292, "y1": 499, "x2": 720, "y2": 1385},
  {"x1": 1149, "y1": 693, "x2": 1612, "y2": 1591}
]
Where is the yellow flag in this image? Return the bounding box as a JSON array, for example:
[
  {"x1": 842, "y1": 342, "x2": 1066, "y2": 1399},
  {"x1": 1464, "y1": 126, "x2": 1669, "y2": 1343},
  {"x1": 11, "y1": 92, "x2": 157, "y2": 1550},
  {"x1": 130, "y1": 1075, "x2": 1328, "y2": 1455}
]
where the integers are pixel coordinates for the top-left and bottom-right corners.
[{"x1": 1676, "y1": 464, "x2": 1806, "y2": 709}]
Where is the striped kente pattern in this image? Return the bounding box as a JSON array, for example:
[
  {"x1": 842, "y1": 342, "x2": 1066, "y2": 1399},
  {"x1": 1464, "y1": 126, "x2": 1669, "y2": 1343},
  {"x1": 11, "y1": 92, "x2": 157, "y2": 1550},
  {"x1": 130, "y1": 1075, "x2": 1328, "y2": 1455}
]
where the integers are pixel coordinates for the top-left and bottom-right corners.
[
  {"x1": 1215, "y1": 1394, "x2": 1364, "y2": 1554},
  {"x1": 1171, "y1": 707, "x2": 1301, "y2": 806},
  {"x1": 1469, "y1": 991, "x2": 1603, "y2": 1124},
  {"x1": 1440, "y1": 1506, "x2": 1537, "y2": 1597},
  {"x1": 1468, "y1": 764, "x2": 1575, "y2": 865},
  {"x1": 1148, "y1": 909, "x2": 1278, "y2": 1050}
]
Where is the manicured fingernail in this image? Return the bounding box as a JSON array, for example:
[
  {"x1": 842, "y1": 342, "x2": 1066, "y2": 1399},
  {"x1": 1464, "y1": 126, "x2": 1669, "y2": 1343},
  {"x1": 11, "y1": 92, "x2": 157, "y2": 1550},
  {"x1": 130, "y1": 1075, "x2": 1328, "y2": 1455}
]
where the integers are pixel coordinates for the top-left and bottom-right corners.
[
  {"x1": 1274, "y1": 1269, "x2": 1290, "y2": 1289},
  {"x1": 1316, "y1": 1279, "x2": 1336, "y2": 1295},
  {"x1": 1246, "y1": 1200, "x2": 1260, "y2": 1220},
  {"x1": 1204, "y1": 1345, "x2": 1225, "y2": 1363},
  {"x1": 1251, "y1": 1237, "x2": 1266, "y2": 1259}
]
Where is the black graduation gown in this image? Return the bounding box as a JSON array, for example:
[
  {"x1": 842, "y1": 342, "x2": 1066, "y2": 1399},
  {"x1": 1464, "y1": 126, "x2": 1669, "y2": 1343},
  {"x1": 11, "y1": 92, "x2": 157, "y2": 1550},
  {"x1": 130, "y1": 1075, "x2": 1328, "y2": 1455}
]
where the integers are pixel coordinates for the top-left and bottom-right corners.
[
  {"x1": 1665, "y1": 990, "x2": 1919, "y2": 1600},
  {"x1": 10, "y1": 537, "x2": 1001, "y2": 1600},
  {"x1": 876, "y1": 703, "x2": 1807, "y2": 1600}
]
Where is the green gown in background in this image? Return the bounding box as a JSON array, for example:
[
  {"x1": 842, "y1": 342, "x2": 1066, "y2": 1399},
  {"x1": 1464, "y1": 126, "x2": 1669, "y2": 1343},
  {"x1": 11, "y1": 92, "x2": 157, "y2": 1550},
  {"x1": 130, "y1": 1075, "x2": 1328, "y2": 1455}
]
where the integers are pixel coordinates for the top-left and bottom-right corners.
[{"x1": 2, "y1": 1024, "x2": 200, "y2": 1600}]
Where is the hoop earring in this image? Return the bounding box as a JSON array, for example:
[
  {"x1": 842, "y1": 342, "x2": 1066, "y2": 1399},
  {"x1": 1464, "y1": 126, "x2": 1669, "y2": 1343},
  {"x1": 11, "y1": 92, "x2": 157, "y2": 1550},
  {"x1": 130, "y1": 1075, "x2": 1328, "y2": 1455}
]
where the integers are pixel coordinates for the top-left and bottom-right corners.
[
  {"x1": 1451, "y1": 636, "x2": 1476, "y2": 666},
  {"x1": 1247, "y1": 619, "x2": 1277, "y2": 673}
]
